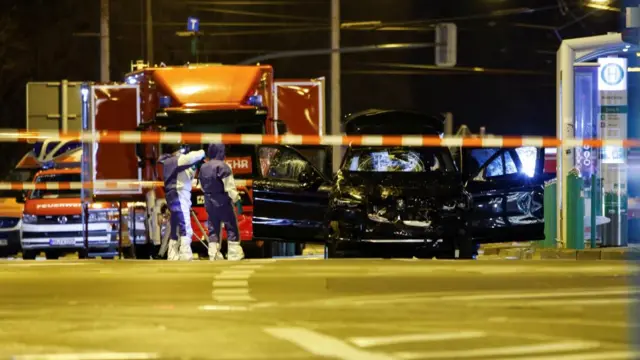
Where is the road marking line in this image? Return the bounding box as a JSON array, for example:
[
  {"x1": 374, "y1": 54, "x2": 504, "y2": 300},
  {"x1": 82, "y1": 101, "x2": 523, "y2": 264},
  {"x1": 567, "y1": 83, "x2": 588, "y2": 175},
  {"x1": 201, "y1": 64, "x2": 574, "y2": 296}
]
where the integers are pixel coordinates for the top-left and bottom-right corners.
[
  {"x1": 212, "y1": 280, "x2": 249, "y2": 287},
  {"x1": 212, "y1": 288, "x2": 250, "y2": 295},
  {"x1": 214, "y1": 270, "x2": 255, "y2": 279},
  {"x1": 264, "y1": 327, "x2": 398, "y2": 360},
  {"x1": 232, "y1": 265, "x2": 266, "y2": 270},
  {"x1": 331, "y1": 287, "x2": 637, "y2": 307},
  {"x1": 199, "y1": 305, "x2": 249, "y2": 311},
  {"x1": 490, "y1": 350, "x2": 640, "y2": 360},
  {"x1": 5, "y1": 263, "x2": 87, "y2": 267},
  {"x1": 394, "y1": 341, "x2": 601, "y2": 359},
  {"x1": 473, "y1": 298, "x2": 637, "y2": 307},
  {"x1": 210, "y1": 261, "x2": 276, "y2": 304},
  {"x1": 212, "y1": 294, "x2": 256, "y2": 302},
  {"x1": 11, "y1": 353, "x2": 159, "y2": 360},
  {"x1": 349, "y1": 331, "x2": 487, "y2": 348},
  {"x1": 441, "y1": 288, "x2": 639, "y2": 301},
  {"x1": 488, "y1": 317, "x2": 639, "y2": 328}
]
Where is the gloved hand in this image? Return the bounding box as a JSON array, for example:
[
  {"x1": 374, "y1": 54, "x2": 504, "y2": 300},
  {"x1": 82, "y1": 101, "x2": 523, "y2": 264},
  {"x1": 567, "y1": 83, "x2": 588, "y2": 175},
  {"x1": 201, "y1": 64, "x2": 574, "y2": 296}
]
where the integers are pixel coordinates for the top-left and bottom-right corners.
[{"x1": 235, "y1": 200, "x2": 243, "y2": 215}]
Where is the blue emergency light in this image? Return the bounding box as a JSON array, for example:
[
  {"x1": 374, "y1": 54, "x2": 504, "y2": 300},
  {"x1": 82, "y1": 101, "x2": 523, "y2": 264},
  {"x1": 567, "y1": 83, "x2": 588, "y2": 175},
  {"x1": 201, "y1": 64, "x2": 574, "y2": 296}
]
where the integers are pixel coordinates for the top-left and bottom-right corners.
[
  {"x1": 247, "y1": 95, "x2": 263, "y2": 107},
  {"x1": 159, "y1": 95, "x2": 172, "y2": 108}
]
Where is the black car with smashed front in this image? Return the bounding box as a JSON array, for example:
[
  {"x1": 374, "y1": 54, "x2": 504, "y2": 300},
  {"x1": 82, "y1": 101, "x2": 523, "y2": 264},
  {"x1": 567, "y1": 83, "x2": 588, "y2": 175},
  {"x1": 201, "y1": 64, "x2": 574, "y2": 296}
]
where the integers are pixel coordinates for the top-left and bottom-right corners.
[
  {"x1": 327, "y1": 145, "x2": 472, "y2": 258},
  {"x1": 250, "y1": 109, "x2": 547, "y2": 259}
]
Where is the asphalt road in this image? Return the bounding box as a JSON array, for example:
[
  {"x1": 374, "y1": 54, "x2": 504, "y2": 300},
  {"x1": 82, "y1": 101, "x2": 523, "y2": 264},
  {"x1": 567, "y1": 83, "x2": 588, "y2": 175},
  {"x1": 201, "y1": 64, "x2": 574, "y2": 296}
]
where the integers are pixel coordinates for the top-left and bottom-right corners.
[{"x1": 0, "y1": 259, "x2": 638, "y2": 360}]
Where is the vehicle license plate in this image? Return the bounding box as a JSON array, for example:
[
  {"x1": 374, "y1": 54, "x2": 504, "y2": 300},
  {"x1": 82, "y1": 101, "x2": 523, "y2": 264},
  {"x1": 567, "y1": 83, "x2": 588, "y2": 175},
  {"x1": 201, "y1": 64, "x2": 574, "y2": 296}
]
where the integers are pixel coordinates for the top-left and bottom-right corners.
[
  {"x1": 0, "y1": 239, "x2": 7, "y2": 246},
  {"x1": 49, "y1": 238, "x2": 76, "y2": 246}
]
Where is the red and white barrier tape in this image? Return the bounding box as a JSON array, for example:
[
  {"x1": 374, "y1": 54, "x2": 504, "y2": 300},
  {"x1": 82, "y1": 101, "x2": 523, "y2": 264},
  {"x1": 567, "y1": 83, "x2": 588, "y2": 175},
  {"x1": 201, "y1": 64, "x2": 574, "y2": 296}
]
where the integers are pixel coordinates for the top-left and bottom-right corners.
[
  {"x1": 1, "y1": 129, "x2": 638, "y2": 148},
  {"x1": 0, "y1": 180, "x2": 252, "y2": 191}
]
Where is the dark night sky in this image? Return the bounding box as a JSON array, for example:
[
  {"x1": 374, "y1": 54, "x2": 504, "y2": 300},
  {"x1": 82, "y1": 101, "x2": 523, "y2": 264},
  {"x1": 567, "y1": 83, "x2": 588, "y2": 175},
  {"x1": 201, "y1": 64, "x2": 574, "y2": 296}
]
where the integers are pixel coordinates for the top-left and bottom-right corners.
[{"x1": 0, "y1": 0, "x2": 620, "y2": 141}]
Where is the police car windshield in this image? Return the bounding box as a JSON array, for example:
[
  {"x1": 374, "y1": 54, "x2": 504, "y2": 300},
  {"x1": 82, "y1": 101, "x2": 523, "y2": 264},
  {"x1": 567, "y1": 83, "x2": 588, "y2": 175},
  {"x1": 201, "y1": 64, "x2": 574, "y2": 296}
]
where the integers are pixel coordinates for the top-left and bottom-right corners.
[{"x1": 30, "y1": 173, "x2": 80, "y2": 199}]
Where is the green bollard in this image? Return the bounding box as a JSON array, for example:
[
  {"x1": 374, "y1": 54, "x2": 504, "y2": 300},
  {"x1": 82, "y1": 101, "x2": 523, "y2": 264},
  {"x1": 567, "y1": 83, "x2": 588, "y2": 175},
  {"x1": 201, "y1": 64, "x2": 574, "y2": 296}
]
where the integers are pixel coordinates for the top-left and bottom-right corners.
[
  {"x1": 542, "y1": 179, "x2": 557, "y2": 249},
  {"x1": 566, "y1": 169, "x2": 585, "y2": 250}
]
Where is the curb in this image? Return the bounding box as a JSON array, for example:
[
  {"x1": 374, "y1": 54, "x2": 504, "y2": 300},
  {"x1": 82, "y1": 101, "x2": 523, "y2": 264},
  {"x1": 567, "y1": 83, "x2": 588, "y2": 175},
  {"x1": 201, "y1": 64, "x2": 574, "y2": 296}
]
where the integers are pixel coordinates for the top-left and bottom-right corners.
[{"x1": 485, "y1": 247, "x2": 640, "y2": 260}]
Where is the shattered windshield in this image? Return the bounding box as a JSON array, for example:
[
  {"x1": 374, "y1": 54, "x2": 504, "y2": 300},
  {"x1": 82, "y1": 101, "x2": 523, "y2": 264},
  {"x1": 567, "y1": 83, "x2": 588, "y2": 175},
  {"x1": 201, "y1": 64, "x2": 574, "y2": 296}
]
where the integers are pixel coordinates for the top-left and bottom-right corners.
[{"x1": 344, "y1": 147, "x2": 455, "y2": 173}]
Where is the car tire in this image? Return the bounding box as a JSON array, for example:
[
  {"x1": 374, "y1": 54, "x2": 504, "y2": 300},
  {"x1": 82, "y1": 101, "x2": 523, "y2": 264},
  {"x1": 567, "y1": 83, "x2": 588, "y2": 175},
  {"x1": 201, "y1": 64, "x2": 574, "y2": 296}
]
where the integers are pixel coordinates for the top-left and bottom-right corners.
[
  {"x1": 22, "y1": 250, "x2": 37, "y2": 260},
  {"x1": 45, "y1": 251, "x2": 60, "y2": 260}
]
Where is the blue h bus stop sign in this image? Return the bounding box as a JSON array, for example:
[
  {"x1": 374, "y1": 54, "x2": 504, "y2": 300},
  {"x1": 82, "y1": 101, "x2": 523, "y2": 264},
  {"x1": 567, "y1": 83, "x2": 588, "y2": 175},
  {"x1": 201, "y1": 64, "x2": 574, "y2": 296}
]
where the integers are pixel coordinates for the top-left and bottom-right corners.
[{"x1": 187, "y1": 17, "x2": 200, "y2": 32}]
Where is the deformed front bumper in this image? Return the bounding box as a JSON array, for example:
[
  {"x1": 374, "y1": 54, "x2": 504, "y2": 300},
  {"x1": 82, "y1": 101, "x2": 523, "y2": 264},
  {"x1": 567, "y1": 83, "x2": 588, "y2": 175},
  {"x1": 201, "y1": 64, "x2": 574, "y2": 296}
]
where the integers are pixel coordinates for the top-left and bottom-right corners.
[{"x1": 332, "y1": 207, "x2": 462, "y2": 243}]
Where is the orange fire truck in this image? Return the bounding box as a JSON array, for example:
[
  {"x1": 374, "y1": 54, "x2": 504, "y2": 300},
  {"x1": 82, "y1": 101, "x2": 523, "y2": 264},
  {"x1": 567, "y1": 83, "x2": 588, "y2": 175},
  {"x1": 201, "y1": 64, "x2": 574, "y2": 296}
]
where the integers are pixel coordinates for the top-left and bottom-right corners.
[{"x1": 79, "y1": 61, "x2": 325, "y2": 259}]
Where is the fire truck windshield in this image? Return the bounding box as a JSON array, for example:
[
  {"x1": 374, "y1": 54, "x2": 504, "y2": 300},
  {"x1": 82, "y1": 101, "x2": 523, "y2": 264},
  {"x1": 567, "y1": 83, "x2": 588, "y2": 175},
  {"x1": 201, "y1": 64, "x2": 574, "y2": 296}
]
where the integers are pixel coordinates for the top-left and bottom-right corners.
[{"x1": 30, "y1": 173, "x2": 80, "y2": 199}]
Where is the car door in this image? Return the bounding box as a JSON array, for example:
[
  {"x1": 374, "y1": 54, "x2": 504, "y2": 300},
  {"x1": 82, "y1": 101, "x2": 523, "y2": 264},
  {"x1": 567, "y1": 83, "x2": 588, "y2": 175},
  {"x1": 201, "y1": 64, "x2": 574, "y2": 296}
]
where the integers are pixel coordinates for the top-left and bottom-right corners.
[
  {"x1": 252, "y1": 145, "x2": 332, "y2": 243},
  {"x1": 464, "y1": 146, "x2": 545, "y2": 243}
]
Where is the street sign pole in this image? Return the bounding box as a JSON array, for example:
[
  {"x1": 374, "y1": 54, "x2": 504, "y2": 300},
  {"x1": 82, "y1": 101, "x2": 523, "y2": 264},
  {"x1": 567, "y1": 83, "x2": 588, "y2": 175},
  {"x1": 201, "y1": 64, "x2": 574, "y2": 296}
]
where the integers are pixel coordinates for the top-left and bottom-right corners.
[
  {"x1": 100, "y1": 0, "x2": 110, "y2": 82},
  {"x1": 435, "y1": 23, "x2": 457, "y2": 68},
  {"x1": 146, "y1": 0, "x2": 154, "y2": 65},
  {"x1": 178, "y1": 17, "x2": 203, "y2": 62}
]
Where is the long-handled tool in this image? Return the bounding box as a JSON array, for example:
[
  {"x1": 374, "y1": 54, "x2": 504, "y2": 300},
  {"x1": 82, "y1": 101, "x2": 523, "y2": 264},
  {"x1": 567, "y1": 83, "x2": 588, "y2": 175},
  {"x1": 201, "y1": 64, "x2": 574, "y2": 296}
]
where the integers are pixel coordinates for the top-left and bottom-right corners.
[{"x1": 191, "y1": 208, "x2": 209, "y2": 250}]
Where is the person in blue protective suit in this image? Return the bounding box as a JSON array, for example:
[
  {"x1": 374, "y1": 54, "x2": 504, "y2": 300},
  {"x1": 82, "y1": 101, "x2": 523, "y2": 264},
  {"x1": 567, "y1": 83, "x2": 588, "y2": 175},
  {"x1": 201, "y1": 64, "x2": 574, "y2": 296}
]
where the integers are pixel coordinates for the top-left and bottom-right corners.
[
  {"x1": 198, "y1": 143, "x2": 244, "y2": 261},
  {"x1": 158, "y1": 144, "x2": 206, "y2": 261}
]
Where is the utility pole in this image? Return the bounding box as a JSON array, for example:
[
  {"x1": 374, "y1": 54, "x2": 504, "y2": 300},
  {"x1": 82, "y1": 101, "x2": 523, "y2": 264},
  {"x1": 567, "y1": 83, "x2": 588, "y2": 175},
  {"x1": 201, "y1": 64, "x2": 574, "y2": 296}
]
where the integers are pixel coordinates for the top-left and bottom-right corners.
[
  {"x1": 146, "y1": 0, "x2": 154, "y2": 65},
  {"x1": 330, "y1": 0, "x2": 341, "y2": 173},
  {"x1": 100, "y1": 0, "x2": 110, "y2": 82}
]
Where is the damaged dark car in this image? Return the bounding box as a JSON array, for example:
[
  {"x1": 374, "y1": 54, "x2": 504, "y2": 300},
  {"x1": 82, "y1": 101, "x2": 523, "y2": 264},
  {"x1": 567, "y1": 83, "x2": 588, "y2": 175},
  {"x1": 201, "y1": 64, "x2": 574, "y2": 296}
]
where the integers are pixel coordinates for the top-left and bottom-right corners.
[{"x1": 251, "y1": 109, "x2": 547, "y2": 259}]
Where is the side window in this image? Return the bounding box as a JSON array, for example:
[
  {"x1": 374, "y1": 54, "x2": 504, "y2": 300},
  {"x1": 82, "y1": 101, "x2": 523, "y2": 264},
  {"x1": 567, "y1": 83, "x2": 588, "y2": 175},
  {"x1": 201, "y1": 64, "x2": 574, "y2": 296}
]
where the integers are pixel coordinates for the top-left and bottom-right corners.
[
  {"x1": 485, "y1": 151, "x2": 517, "y2": 178},
  {"x1": 259, "y1": 147, "x2": 309, "y2": 181},
  {"x1": 468, "y1": 148, "x2": 499, "y2": 176},
  {"x1": 503, "y1": 151, "x2": 518, "y2": 175},
  {"x1": 515, "y1": 146, "x2": 537, "y2": 177},
  {"x1": 485, "y1": 155, "x2": 504, "y2": 177},
  {"x1": 296, "y1": 147, "x2": 328, "y2": 177}
]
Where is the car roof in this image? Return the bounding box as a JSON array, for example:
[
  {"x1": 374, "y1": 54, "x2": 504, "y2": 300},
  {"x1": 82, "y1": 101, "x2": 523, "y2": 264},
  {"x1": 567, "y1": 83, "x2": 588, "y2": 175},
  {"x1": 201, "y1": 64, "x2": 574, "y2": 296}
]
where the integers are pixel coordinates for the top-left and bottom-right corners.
[{"x1": 343, "y1": 109, "x2": 444, "y2": 135}]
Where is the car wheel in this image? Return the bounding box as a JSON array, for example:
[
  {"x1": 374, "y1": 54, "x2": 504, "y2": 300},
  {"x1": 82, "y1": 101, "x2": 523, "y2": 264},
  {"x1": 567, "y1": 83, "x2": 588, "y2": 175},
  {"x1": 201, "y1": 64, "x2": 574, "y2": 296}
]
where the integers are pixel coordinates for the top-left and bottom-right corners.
[
  {"x1": 45, "y1": 251, "x2": 60, "y2": 260},
  {"x1": 22, "y1": 250, "x2": 37, "y2": 260}
]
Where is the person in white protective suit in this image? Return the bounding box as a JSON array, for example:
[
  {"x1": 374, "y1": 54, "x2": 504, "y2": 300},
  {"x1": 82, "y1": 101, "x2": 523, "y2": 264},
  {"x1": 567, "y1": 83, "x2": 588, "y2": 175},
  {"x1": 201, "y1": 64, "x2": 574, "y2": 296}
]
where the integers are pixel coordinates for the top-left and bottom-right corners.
[
  {"x1": 158, "y1": 144, "x2": 206, "y2": 261},
  {"x1": 198, "y1": 144, "x2": 245, "y2": 261}
]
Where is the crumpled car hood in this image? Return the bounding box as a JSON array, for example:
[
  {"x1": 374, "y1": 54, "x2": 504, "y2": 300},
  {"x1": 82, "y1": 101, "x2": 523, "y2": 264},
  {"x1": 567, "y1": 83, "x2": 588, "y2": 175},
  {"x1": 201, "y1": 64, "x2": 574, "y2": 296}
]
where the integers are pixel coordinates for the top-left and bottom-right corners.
[{"x1": 336, "y1": 171, "x2": 462, "y2": 199}]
